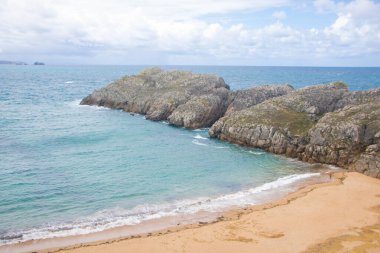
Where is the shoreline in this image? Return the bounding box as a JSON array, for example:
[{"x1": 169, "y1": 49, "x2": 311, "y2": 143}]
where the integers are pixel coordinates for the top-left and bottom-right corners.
[
  {"x1": 57, "y1": 172, "x2": 380, "y2": 253},
  {"x1": 0, "y1": 171, "x2": 333, "y2": 252},
  {"x1": 10, "y1": 171, "x2": 380, "y2": 253},
  {"x1": 6, "y1": 170, "x2": 377, "y2": 253},
  {"x1": 0, "y1": 170, "x2": 331, "y2": 251}
]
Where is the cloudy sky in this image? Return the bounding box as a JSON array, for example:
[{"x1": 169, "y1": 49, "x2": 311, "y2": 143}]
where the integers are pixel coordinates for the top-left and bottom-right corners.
[{"x1": 1, "y1": 0, "x2": 379, "y2": 66}]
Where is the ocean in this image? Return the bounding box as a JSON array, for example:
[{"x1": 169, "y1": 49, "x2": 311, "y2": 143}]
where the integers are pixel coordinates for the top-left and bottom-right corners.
[{"x1": 1, "y1": 65, "x2": 380, "y2": 248}]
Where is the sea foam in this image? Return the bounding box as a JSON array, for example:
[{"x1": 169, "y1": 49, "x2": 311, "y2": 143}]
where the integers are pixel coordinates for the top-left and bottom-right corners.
[
  {"x1": 247, "y1": 150, "x2": 265, "y2": 155},
  {"x1": 0, "y1": 172, "x2": 321, "y2": 245},
  {"x1": 192, "y1": 139, "x2": 208, "y2": 146},
  {"x1": 193, "y1": 134, "x2": 208, "y2": 140},
  {"x1": 66, "y1": 99, "x2": 110, "y2": 110}
]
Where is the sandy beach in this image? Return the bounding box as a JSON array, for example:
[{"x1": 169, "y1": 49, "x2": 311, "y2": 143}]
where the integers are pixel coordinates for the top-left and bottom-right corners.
[
  {"x1": 13, "y1": 172, "x2": 375, "y2": 253},
  {"x1": 2, "y1": 1, "x2": 380, "y2": 251}
]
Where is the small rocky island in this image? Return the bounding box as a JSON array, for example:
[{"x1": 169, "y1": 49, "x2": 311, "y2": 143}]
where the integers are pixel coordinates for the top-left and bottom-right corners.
[{"x1": 81, "y1": 67, "x2": 380, "y2": 178}]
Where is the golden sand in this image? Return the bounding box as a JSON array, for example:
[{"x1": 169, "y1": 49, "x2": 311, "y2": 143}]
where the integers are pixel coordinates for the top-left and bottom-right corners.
[{"x1": 17, "y1": 172, "x2": 377, "y2": 253}]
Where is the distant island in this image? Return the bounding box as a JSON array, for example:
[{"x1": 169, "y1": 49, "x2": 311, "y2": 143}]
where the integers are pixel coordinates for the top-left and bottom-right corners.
[
  {"x1": 0, "y1": 60, "x2": 28, "y2": 65},
  {"x1": 0, "y1": 60, "x2": 46, "y2": 65}
]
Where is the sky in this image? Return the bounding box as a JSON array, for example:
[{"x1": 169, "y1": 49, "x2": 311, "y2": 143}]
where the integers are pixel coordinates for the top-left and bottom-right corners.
[{"x1": 0, "y1": 0, "x2": 380, "y2": 66}]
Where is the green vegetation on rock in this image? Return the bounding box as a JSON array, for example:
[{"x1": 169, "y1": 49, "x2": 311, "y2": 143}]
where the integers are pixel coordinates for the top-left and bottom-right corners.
[{"x1": 229, "y1": 103, "x2": 315, "y2": 136}]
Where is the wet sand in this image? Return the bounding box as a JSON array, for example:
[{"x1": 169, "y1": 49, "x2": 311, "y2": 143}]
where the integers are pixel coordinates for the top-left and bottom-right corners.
[{"x1": 14, "y1": 172, "x2": 377, "y2": 253}]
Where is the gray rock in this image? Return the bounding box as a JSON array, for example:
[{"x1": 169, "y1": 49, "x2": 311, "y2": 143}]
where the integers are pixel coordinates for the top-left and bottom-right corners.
[
  {"x1": 349, "y1": 150, "x2": 380, "y2": 178},
  {"x1": 209, "y1": 82, "x2": 380, "y2": 178},
  {"x1": 271, "y1": 82, "x2": 349, "y2": 116},
  {"x1": 81, "y1": 67, "x2": 292, "y2": 129},
  {"x1": 81, "y1": 67, "x2": 230, "y2": 128},
  {"x1": 304, "y1": 102, "x2": 380, "y2": 167},
  {"x1": 209, "y1": 82, "x2": 348, "y2": 141},
  {"x1": 168, "y1": 91, "x2": 230, "y2": 129},
  {"x1": 336, "y1": 87, "x2": 380, "y2": 109},
  {"x1": 225, "y1": 85, "x2": 294, "y2": 116}
]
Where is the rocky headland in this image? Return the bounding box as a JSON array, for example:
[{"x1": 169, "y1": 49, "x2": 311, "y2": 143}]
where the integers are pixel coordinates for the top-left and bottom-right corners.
[
  {"x1": 81, "y1": 67, "x2": 380, "y2": 178},
  {"x1": 82, "y1": 67, "x2": 229, "y2": 128},
  {"x1": 81, "y1": 67, "x2": 292, "y2": 129}
]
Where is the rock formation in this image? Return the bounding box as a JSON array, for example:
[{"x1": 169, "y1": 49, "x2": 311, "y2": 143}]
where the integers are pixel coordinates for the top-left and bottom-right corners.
[
  {"x1": 81, "y1": 67, "x2": 230, "y2": 128},
  {"x1": 209, "y1": 83, "x2": 380, "y2": 178},
  {"x1": 225, "y1": 85, "x2": 294, "y2": 116},
  {"x1": 82, "y1": 67, "x2": 380, "y2": 178},
  {"x1": 81, "y1": 68, "x2": 291, "y2": 129}
]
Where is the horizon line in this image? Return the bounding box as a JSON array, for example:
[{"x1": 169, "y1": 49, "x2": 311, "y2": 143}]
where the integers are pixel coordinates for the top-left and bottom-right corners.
[{"x1": 2, "y1": 63, "x2": 380, "y2": 68}]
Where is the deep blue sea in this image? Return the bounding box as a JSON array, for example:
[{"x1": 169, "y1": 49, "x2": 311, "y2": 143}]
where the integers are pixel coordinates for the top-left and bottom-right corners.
[{"x1": 1, "y1": 65, "x2": 379, "y2": 248}]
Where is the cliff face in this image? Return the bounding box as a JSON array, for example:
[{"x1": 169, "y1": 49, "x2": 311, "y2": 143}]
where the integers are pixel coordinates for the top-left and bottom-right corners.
[
  {"x1": 305, "y1": 90, "x2": 380, "y2": 177},
  {"x1": 82, "y1": 67, "x2": 380, "y2": 178},
  {"x1": 209, "y1": 83, "x2": 348, "y2": 154},
  {"x1": 209, "y1": 83, "x2": 380, "y2": 178}
]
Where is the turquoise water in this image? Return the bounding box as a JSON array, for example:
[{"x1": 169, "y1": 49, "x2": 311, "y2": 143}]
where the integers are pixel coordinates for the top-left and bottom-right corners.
[{"x1": 0, "y1": 65, "x2": 379, "y2": 246}]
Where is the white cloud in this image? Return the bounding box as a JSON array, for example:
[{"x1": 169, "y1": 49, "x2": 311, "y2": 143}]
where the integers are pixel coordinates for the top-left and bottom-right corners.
[
  {"x1": 0, "y1": 0, "x2": 290, "y2": 55},
  {"x1": 313, "y1": 0, "x2": 337, "y2": 12},
  {"x1": 0, "y1": 0, "x2": 379, "y2": 65},
  {"x1": 321, "y1": 0, "x2": 380, "y2": 56},
  {"x1": 272, "y1": 11, "x2": 287, "y2": 20}
]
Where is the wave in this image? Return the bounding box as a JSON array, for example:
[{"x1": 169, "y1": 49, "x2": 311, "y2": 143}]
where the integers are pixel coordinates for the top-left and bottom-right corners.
[
  {"x1": 66, "y1": 100, "x2": 110, "y2": 110},
  {"x1": 246, "y1": 173, "x2": 320, "y2": 194},
  {"x1": 66, "y1": 99, "x2": 81, "y2": 107},
  {"x1": 191, "y1": 139, "x2": 208, "y2": 146},
  {"x1": 246, "y1": 150, "x2": 265, "y2": 155},
  {"x1": 192, "y1": 128, "x2": 209, "y2": 132},
  {"x1": 0, "y1": 172, "x2": 321, "y2": 245},
  {"x1": 193, "y1": 134, "x2": 208, "y2": 140},
  {"x1": 65, "y1": 81, "x2": 74, "y2": 84},
  {"x1": 327, "y1": 164, "x2": 341, "y2": 170}
]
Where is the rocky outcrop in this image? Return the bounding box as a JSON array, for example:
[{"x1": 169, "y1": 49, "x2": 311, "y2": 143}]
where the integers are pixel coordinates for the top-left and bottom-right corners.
[
  {"x1": 82, "y1": 67, "x2": 380, "y2": 178},
  {"x1": 209, "y1": 84, "x2": 380, "y2": 178},
  {"x1": 81, "y1": 67, "x2": 230, "y2": 128},
  {"x1": 336, "y1": 87, "x2": 380, "y2": 109},
  {"x1": 225, "y1": 85, "x2": 294, "y2": 116},
  {"x1": 350, "y1": 145, "x2": 380, "y2": 178},
  {"x1": 304, "y1": 102, "x2": 379, "y2": 160},
  {"x1": 167, "y1": 92, "x2": 230, "y2": 129},
  {"x1": 209, "y1": 82, "x2": 349, "y2": 140},
  {"x1": 304, "y1": 92, "x2": 380, "y2": 174},
  {"x1": 81, "y1": 67, "x2": 293, "y2": 129}
]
